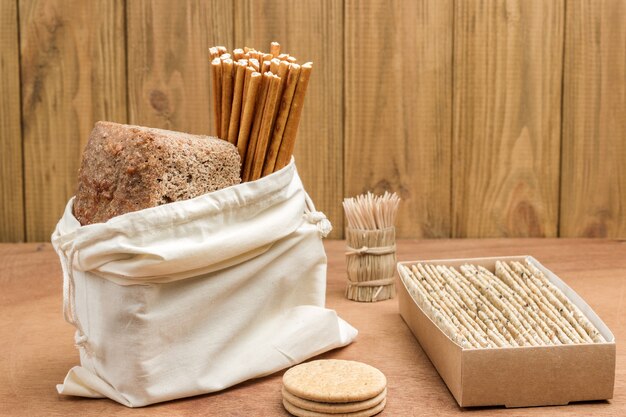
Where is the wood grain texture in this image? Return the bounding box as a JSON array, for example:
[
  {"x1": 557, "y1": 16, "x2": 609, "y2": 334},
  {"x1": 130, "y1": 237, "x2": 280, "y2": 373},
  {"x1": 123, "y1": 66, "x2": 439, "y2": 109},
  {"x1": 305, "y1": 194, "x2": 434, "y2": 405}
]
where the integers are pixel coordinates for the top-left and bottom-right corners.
[
  {"x1": 234, "y1": 0, "x2": 344, "y2": 238},
  {"x1": 452, "y1": 0, "x2": 564, "y2": 237},
  {"x1": 560, "y1": 0, "x2": 626, "y2": 238},
  {"x1": 344, "y1": 0, "x2": 453, "y2": 238},
  {"x1": 1, "y1": 239, "x2": 625, "y2": 415},
  {"x1": 127, "y1": 0, "x2": 233, "y2": 136},
  {"x1": 20, "y1": 0, "x2": 127, "y2": 241},
  {"x1": 0, "y1": 0, "x2": 24, "y2": 242}
]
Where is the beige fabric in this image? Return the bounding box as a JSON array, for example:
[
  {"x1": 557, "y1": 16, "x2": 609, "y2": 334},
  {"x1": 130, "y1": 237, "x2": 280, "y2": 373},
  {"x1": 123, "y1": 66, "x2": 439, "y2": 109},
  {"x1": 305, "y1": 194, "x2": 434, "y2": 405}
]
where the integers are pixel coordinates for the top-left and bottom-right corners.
[{"x1": 51, "y1": 160, "x2": 357, "y2": 407}]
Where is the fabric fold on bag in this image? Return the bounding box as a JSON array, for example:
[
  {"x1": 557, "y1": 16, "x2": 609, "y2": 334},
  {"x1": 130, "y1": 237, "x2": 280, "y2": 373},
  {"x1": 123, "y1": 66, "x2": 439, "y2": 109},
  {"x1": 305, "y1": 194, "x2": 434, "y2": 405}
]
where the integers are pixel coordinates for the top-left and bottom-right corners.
[{"x1": 52, "y1": 159, "x2": 358, "y2": 407}]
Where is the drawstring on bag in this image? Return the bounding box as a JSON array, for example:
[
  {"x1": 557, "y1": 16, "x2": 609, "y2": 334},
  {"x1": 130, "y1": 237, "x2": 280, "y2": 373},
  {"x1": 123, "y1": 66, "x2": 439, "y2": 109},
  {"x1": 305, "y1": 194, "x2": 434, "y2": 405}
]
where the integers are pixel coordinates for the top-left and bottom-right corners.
[
  {"x1": 58, "y1": 241, "x2": 91, "y2": 354},
  {"x1": 303, "y1": 193, "x2": 332, "y2": 238}
]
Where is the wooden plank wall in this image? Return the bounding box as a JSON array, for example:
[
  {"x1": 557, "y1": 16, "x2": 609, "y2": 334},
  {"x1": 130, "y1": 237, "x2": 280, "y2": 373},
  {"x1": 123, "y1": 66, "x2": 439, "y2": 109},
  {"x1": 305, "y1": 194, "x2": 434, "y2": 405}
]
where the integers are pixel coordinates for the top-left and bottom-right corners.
[{"x1": 1, "y1": 0, "x2": 625, "y2": 241}]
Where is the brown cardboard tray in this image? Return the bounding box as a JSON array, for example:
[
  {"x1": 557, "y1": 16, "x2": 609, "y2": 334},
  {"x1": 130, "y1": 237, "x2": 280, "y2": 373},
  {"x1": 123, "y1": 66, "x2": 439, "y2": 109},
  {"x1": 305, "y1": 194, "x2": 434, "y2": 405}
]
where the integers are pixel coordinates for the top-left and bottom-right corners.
[{"x1": 397, "y1": 256, "x2": 615, "y2": 408}]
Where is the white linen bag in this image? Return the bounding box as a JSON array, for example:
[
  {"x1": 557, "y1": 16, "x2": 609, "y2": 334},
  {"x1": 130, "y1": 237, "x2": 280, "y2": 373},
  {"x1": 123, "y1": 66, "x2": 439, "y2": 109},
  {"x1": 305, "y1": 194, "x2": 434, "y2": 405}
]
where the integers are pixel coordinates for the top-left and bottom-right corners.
[{"x1": 51, "y1": 160, "x2": 357, "y2": 407}]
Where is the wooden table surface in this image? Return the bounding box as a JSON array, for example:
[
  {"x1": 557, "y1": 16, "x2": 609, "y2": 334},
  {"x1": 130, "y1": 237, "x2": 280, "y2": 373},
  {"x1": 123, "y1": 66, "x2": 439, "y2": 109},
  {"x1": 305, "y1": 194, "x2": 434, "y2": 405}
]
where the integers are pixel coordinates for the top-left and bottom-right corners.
[{"x1": 1, "y1": 239, "x2": 624, "y2": 416}]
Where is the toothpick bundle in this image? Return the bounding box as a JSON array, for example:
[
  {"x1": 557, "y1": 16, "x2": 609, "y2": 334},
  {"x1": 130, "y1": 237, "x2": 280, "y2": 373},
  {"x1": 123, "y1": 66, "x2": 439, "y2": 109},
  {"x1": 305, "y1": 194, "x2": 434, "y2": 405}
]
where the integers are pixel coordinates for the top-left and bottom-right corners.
[{"x1": 343, "y1": 192, "x2": 400, "y2": 302}]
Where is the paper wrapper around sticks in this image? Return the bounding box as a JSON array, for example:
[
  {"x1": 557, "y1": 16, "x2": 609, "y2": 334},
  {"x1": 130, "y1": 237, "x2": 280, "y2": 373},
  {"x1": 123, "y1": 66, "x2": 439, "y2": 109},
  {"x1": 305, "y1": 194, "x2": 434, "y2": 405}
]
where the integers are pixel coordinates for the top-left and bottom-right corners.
[{"x1": 346, "y1": 227, "x2": 397, "y2": 302}]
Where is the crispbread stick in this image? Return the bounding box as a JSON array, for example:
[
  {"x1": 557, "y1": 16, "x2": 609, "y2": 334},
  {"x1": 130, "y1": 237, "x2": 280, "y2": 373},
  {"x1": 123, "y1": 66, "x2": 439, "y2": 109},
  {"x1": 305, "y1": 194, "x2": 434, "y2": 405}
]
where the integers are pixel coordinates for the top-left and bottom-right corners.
[
  {"x1": 262, "y1": 60, "x2": 271, "y2": 74},
  {"x1": 211, "y1": 58, "x2": 222, "y2": 137},
  {"x1": 426, "y1": 264, "x2": 509, "y2": 347},
  {"x1": 508, "y1": 262, "x2": 584, "y2": 343},
  {"x1": 216, "y1": 46, "x2": 227, "y2": 55},
  {"x1": 233, "y1": 48, "x2": 244, "y2": 60},
  {"x1": 242, "y1": 72, "x2": 271, "y2": 181},
  {"x1": 270, "y1": 58, "x2": 280, "y2": 74},
  {"x1": 274, "y1": 62, "x2": 312, "y2": 170},
  {"x1": 220, "y1": 58, "x2": 234, "y2": 139},
  {"x1": 420, "y1": 265, "x2": 498, "y2": 347},
  {"x1": 209, "y1": 47, "x2": 220, "y2": 61},
  {"x1": 404, "y1": 266, "x2": 477, "y2": 348},
  {"x1": 250, "y1": 58, "x2": 260, "y2": 72},
  {"x1": 227, "y1": 62, "x2": 247, "y2": 144},
  {"x1": 440, "y1": 266, "x2": 520, "y2": 346},
  {"x1": 250, "y1": 74, "x2": 282, "y2": 181},
  {"x1": 461, "y1": 265, "x2": 538, "y2": 346},
  {"x1": 496, "y1": 261, "x2": 574, "y2": 344},
  {"x1": 523, "y1": 259, "x2": 605, "y2": 342},
  {"x1": 476, "y1": 265, "x2": 556, "y2": 344},
  {"x1": 519, "y1": 260, "x2": 603, "y2": 342},
  {"x1": 237, "y1": 72, "x2": 261, "y2": 161},
  {"x1": 270, "y1": 41, "x2": 281, "y2": 57},
  {"x1": 262, "y1": 63, "x2": 300, "y2": 176},
  {"x1": 241, "y1": 66, "x2": 253, "y2": 115},
  {"x1": 469, "y1": 265, "x2": 546, "y2": 345},
  {"x1": 400, "y1": 266, "x2": 472, "y2": 348}
]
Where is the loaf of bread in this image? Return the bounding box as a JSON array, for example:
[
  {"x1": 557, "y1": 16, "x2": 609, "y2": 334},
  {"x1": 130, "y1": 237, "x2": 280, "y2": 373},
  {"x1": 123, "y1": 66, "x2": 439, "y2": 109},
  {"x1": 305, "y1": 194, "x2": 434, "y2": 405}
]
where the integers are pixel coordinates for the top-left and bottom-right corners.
[{"x1": 73, "y1": 121, "x2": 241, "y2": 225}]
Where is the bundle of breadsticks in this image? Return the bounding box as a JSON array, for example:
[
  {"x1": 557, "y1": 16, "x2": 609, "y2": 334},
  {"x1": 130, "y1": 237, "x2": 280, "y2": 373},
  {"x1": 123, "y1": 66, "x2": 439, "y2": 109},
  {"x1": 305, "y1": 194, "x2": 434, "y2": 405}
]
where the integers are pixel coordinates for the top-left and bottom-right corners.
[
  {"x1": 399, "y1": 259, "x2": 605, "y2": 348},
  {"x1": 209, "y1": 42, "x2": 311, "y2": 182}
]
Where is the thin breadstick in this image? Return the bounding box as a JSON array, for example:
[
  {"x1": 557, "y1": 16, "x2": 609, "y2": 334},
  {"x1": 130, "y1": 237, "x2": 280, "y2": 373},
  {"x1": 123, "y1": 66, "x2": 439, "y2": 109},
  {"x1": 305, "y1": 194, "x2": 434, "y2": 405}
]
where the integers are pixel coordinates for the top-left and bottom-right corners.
[
  {"x1": 216, "y1": 46, "x2": 227, "y2": 55},
  {"x1": 496, "y1": 261, "x2": 574, "y2": 344},
  {"x1": 405, "y1": 266, "x2": 478, "y2": 347},
  {"x1": 262, "y1": 60, "x2": 271, "y2": 74},
  {"x1": 262, "y1": 63, "x2": 300, "y2": 175},
  {"x1": 470, "y1": 265, "x2": 546, "y2": 345},
  {"x1": 270, "y1": 41, "x2": 280, "y2": 57},
  {"x1": 220, "y1": 58, "x2": 234, "y2": 139},
  {"x1": 418, "y1": 265, "x2": 494, "y2": 347},
  {"x1": 209, "y1": 47, "x2": 220, "y2": 61},
  {"x1": 274, "y1": 62, "x2": 312, "y2": 170},
  {"x1": 400, "y1": 266, "x2": 472, "y2": 348},
  {"x1": 476, "y1": 265, "x2": 556, "y2": 344},
  {"x1": 426, "y1": 265, "x2": 509, "y2": 347},
  {"x1": 220, "y1": 53, "x2": 231, "y2": 60},
  {"x1": 227, "y1": 62, "x2": 246, "y2": 144},
  {"x1": 278, "y1": 53, "x2": 290, "y2": 61},
  {"x1": 523, "y1": 259, "x2": 605, "y2": 342},
  {"x1": 211, "y1": 58, "x2": 222, "y2": 137},
  {"x1": 508, "y1": 261, "x2": 584, "y2": 343},
  {"x1": 250, "y1": 59, "x2": 260, "y2": 72},
  {"x1": 233, "y1": 48, "x2": 244, "y2": 60},
  {"x1": 241, "y1": 66, "x2": 253, "y2": 116},
  {"x1": 270, "y1": 58, "x2": 280, "y2": 74},
  {"x1": 250, "y1": 74, "x2": 282, "y2": 180},
  {"x1": 242, "y1": 72, "x2": 271, "y2": 181},
  {"x1": 263, "y1": 53, "x2": 273, "y2": 62},
  {"x1": 444, "y1": 266, "x2": 522, "y2": 346},
  {"x1": 461, "y1": 265, "x2": 538, "y2": 346},
  {"x1": 287, "y1": 56, "x2": 297, "y2": 63},
  {"x1": 237, "y1": 72, "x2": 262, "y2": 162}
]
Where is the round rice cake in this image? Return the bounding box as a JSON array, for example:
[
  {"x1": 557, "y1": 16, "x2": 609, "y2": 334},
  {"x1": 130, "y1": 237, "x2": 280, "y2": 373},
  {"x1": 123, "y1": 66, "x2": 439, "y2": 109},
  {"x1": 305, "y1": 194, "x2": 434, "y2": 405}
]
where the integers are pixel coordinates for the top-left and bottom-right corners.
[
  {"x1": 282, "y1": 360, "x2": 387, "y2": 403},
  {"x1": 282, "y1": 397, "x2": 387, "y2": 417},
  {"x1": 282, "y1": 387, "x2": 387, "y2": 414}
]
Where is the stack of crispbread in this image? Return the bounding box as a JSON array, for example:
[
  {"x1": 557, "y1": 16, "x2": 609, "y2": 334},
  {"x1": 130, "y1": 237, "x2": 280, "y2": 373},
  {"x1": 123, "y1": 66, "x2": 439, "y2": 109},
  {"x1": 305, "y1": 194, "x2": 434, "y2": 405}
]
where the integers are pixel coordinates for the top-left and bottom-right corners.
[
  {"x1": 398, "y1": 258, "x2": 605, "y2": 348},
  {"x1": 281, "y1": 360, "x2": 387, "y2": 417}
]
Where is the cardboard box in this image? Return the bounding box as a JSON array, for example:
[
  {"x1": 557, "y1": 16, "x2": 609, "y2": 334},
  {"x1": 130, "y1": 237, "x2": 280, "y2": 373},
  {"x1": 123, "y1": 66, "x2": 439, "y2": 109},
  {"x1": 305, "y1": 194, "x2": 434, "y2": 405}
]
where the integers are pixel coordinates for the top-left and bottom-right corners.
[{"x1": 397, "y1": 256, "x2": 615, "y2": 408}]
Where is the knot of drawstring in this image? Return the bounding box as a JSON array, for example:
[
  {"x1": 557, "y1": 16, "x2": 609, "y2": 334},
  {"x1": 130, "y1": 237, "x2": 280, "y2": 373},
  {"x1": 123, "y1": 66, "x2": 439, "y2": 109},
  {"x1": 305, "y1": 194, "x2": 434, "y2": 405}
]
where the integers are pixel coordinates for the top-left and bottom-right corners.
[{"x1": 303, "y1": 193, "x2": 332, "y2": 238}]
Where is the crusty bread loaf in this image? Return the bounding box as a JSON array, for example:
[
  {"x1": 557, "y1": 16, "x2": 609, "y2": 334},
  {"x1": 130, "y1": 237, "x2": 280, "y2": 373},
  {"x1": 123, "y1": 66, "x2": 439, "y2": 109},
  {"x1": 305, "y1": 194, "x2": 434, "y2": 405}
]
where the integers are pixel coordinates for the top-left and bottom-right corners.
[{"x1": 74, "y1": 121, "x2": 241, "y2": 225}]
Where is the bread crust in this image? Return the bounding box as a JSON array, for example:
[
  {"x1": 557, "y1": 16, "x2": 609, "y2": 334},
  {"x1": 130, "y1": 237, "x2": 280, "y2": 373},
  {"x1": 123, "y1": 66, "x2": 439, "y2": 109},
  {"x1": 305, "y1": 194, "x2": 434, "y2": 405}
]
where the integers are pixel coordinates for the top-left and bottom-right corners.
[{"x1": 73, "y1": 121, "x2": 241, "y2": 225}]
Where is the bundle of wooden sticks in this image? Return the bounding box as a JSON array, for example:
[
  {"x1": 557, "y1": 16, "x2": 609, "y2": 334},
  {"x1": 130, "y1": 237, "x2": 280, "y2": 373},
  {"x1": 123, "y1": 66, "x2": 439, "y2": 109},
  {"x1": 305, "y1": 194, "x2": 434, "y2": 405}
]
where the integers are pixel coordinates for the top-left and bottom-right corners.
[{"x1": 210, "y1": 42, "x2": 312, "y2": 182}]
